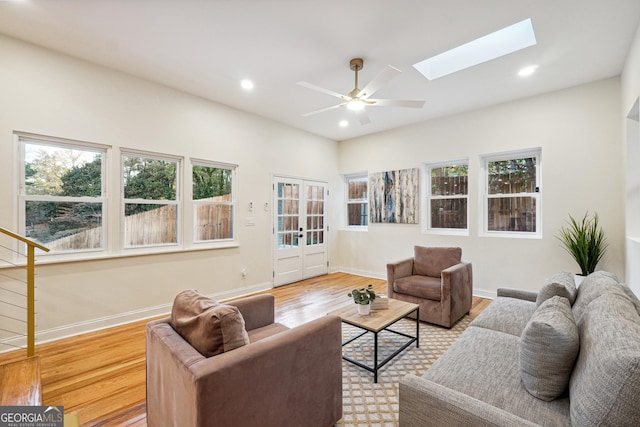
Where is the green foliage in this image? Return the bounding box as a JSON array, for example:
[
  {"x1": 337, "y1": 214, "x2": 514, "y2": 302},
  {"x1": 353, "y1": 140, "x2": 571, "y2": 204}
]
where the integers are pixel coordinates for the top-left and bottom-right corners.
[
  {"x1": 348, "y1": 284, "x2": 376, "y2": 305},
  {"x1": 61, "y1": 157, "x2": 102, "y2": 197},
  {"x1": 192, "y1": 165, "x2": 232, "y2": 199},
  {"x1": 557, "y1": 212, "x2": 608, "y2": 276},
  {"x1": 123, "y1": 157, "x2": 177, "y2": 201}
]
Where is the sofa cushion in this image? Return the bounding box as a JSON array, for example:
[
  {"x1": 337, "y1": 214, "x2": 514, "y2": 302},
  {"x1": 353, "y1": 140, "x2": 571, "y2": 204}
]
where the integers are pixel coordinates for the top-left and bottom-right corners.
[
  {"x1": 571, "y1": 271, "x2": 620, "y2": 325},
  {"x1": 569, "y1": 288, "x2": 640, "y2": 427},
  {"x1": 413, "y1": 246, "x2": 461, "y2": 278},
  {"x1": 170, "y1": 289, "x2": 250, "y2": 357},
  {"x1": 470, "y1": 297, "x2": 536, "y2": 337},
  {"x1": 423, "y1": 325, "x2": 570, "y2": 425},
  {"x1": 520, "y1": 296, "x2": 579, "y2": 401},
  {"x1": 536, "y1": 271, "x2": 577, "y2": 307},
  {"x1": 393, "y1": 275, "x2": 442, "y2": 300}
]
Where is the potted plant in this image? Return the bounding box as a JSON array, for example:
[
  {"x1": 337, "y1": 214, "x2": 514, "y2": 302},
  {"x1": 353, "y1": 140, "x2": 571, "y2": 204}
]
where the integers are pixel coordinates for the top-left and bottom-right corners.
[
  {"x1": 348, "y1": 284, "x2": 377, "y2": 315},
  {"x1": 557, "y1": 212, "x2": 608, "y2": 279}
]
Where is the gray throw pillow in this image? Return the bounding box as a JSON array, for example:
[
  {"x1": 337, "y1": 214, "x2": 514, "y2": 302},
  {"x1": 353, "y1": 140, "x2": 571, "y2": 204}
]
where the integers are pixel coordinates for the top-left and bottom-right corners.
[
  {"x1": 536, "y1": 271, "x2": 577, "y2": 307},
  {"x1": 520, "y1": 296, "x2": 579, "y2": 401}
]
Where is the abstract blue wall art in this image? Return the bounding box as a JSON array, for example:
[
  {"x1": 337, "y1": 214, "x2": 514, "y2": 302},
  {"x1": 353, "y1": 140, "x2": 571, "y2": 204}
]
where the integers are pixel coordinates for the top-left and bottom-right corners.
[{"x1": 369, "y1": 168, "x2": 419, "y2": 224}]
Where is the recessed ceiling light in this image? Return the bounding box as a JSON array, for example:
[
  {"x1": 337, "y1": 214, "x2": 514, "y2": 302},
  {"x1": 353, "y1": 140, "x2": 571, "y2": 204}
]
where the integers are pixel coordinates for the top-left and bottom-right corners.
[
  {"x1": 518, "y1": 65, "x2": 538, "y2": 77},
  {"x1": 413, "y1": 18, "x2": 537, "y2": 80},
  {"x1": 339, "y1": 120, "x2": 349, "y2": 127},
  {"x1": 240, "y1": 79, "x2": 254, "y2": 90}
]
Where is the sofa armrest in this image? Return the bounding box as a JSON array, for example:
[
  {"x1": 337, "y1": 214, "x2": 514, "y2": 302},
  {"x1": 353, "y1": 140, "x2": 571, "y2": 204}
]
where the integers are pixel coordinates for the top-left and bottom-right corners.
[
  {"x1": 226, "y1": 294, "x2": 275, "y2": 331},
  {"x1": 190, "y1": 315, "x2": 342, "y2": 426},
  {"x1": 387, "y1": 258, "x2": 414, "y2": 295},
  {"x1": 497, "y1": 288, "x2": 538, "y2": 302},
  {"x1": 400, "y1": 374, "x2": 540, "y2": 427}
]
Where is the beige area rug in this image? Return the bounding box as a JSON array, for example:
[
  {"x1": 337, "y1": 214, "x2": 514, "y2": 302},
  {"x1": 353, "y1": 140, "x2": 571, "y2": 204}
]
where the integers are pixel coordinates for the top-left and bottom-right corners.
[{"x1": 337, "y1": 315, "x2": 471, "y2": 427}]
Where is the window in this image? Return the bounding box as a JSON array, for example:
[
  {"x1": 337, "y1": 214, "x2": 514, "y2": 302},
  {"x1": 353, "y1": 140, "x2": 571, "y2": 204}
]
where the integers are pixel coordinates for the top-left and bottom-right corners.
[
  {"x1": 482, "y1": 149, "x2": 541, "y2": 236},
  {"x1": 426, "y1": 161, "x2": 468, "y2": 233},
  {"x1": 18, "y1": 134, "x2": 108, "y2": 254},
  {"x1": 122, "y1": 152, "x2": 180, "y2": 248},
  {"x1": 191, "y1": 160, "x2": 236, "y2": 242},
  {"x1": 345, "y1": 174, "x2": 368, "y2": 227}
]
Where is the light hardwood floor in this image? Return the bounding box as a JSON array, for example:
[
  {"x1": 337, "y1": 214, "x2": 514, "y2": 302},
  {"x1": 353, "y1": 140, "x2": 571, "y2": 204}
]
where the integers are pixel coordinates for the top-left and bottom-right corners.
[{"x1": 0, "y1": 272, "x2": 491, "y2": 426}]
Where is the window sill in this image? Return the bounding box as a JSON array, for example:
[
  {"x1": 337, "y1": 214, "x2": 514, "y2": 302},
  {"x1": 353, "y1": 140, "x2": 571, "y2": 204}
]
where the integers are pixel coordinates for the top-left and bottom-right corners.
[{"x1": 1, "y1": 242, "x2": 240, "y2": 269}]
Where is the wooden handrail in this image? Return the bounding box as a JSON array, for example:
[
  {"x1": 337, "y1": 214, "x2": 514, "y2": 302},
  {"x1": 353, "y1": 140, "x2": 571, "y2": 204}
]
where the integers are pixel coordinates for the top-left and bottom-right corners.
[{"x1": 0, "y1": 227, "x2": 49, "y2": 356}]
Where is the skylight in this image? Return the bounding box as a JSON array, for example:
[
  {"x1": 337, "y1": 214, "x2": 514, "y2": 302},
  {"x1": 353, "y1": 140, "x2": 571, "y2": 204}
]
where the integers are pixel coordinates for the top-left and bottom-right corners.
[{"x1": 413, "y1": 18, "x2": 537, "y2": 80}]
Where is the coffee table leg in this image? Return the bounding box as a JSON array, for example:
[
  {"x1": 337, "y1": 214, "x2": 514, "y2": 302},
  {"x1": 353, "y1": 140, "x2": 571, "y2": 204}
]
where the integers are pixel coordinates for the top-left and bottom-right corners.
[
  {"x1": 416, "y1": 307, "x2": 420, "y2": 348},
  {"x1": 374, "y1": 331, "x2": 379, "y2": 383}
]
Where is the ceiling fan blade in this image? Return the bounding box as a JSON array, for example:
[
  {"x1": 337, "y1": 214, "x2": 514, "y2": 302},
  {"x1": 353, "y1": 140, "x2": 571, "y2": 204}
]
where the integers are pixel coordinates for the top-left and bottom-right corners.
[
  {"x1": 367, "y1": 99, "x2": 426, "y2": 108},
  {"x1": 355, "y1": 108, "x2": 371, "y2": 125},
  {"x1": 301, "y1": 103, "x2": 345, "y2": 117},
  {"x1": 356, "y1": 65, "x2": 401, "y2": 99},
  {"x1": 297, "y1": 81, "x2": 350, "y2": 101}
]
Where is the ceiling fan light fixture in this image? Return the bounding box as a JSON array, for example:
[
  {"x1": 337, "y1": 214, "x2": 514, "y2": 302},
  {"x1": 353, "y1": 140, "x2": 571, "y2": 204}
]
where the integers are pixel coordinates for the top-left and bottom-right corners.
[{"x1": 347, "y1": 99, "x2": 365, "y2": 111}]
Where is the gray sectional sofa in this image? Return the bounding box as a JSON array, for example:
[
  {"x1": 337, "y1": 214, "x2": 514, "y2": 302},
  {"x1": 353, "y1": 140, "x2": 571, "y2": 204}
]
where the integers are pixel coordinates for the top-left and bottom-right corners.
[{"x1": 399, "y1": 271, "x2": 640, "y2": 426}]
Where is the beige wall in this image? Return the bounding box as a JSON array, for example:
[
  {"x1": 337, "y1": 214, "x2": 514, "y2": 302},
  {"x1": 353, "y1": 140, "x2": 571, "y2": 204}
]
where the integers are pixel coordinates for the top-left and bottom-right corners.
[
  {"x1": 0, "y1": 35, "x2": 339, "y2": 342},
  {"x1": 0, "y1": 25, "x2": 635, "y2": 343},
  {"x1": 337, "y1": 78, "x2": 624, "y2": 295},
  {"x1": 622, "y1": 23, "x2": 640, "y2": 296}
]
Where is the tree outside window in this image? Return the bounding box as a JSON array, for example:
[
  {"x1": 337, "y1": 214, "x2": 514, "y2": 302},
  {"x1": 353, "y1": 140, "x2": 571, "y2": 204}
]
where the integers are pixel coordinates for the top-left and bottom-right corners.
[
  {"x1": 21, "y1": 138, "x2": 106, "y2": 253},
  {"x1": 122, "y1": 154, "x2": 179, "y2": 247},
  {"x1": 192, "y1": 162, "x2": 235, "y2": 242},
  {"x1": 346, "y1": 174, "x2": 368, "y2": 227}
]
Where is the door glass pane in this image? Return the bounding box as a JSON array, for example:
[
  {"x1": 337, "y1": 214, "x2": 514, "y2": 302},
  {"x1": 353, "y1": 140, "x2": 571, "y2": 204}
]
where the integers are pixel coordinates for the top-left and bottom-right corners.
[{"x1": 277, "y1": 182, "x2": 300, "y2": 248}]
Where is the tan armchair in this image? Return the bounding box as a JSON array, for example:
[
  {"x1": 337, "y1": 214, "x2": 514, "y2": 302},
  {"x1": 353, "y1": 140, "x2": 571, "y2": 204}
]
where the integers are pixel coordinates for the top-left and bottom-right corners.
[
  {"x1": 146, "y1": 294, "x2": 343, "y2": 427},
  {"x1": 387, "y1": 246, "x2": 473, "y2": 328}
]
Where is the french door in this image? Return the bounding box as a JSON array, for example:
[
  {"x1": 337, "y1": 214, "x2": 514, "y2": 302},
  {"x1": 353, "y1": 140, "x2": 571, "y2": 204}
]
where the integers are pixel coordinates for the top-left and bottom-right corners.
[{"x1": 273, "y1": 177, "x2": 328, "y2": 286}]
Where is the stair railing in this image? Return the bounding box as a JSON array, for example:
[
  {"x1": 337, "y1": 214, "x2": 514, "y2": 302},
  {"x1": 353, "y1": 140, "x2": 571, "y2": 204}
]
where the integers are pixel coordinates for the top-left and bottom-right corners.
[{"x1": 0, "y1": 227, "x2": 49, "y2": 356}]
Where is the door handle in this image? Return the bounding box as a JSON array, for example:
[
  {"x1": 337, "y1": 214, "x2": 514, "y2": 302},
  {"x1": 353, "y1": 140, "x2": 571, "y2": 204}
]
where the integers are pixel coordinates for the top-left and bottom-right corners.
[{"x1": 298, "y1": 234, "x2": 304, "y2": 238}]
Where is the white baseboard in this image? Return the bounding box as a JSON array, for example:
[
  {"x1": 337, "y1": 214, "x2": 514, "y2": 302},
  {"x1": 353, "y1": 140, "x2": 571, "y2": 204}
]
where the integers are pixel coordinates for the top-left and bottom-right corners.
[{"x1": 0, "y1": 281, "x2": 273, "y2": 353}]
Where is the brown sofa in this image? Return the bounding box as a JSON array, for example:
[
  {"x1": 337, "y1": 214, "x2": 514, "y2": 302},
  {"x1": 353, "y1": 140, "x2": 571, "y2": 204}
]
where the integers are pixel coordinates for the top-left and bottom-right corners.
[
  {"x1": 387, "y1": 246, "x2": 473, "y2": 328},
  {"x1": 146, "y1": 294, "x2": 343, "y2": 427}
]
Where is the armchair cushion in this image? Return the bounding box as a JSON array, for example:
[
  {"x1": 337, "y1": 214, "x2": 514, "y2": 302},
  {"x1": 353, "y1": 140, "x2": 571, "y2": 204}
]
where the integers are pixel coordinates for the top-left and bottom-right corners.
[
  {"x1": 413, "y1": 246, "x2": 462, "y2": 277},
  {"x1": 170, "y1": 289, "x2": 250, "y2": 357},
  {"x1": 394, "y1": 275, "x2": 442, "y2": 301}
]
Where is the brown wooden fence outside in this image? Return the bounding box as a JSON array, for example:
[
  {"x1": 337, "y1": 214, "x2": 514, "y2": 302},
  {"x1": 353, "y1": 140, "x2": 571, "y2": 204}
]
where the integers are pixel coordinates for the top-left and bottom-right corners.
[{"x1": 46, "y1": 195, "x2": 232, "y2": 250}]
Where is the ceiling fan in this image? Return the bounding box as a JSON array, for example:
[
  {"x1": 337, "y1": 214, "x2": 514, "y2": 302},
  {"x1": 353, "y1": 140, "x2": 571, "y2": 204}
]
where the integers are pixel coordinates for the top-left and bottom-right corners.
[{"x1": 298, "y1": 58, "x2": 425, "y2": 125}]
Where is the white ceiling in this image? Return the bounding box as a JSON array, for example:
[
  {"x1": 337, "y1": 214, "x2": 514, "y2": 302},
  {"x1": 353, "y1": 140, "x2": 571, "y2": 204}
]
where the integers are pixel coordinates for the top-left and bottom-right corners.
[{"x1": 0, "y1": 1, "x2": 639, "y2": 141}]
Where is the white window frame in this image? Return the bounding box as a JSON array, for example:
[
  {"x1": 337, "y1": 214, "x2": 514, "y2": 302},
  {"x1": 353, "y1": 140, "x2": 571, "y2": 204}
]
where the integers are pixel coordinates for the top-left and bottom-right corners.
[
  {"x1": 344, "y1": 172, "x2": 369, "y2": 230},
  {"x1": 480, "y1": 148, "x2": 542, "y2": 238},
  {"x1": 121, "y1": 149, "x2": 182, "y2": 250},
  {"x1": 423, "y1": 159, "x2": 469, "y2": 236},
  {"x1": 189, "y1": 158, "x2": 238, "y2": 246},
  {"x1": 16, "y1": 132, "x2": 110, "y2": 258}
]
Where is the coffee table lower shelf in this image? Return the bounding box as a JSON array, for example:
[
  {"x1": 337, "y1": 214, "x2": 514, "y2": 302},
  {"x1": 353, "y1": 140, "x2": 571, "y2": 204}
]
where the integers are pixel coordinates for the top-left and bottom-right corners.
[{"x1": 328, "y1": 300, "x2": 419, "y2": 383}]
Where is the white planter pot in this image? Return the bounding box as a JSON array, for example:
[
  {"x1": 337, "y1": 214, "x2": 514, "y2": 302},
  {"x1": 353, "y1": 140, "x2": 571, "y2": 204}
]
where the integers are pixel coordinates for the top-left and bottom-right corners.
[{"x1": 357, "y1": 303, "x2": 371, "y2": 315}]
